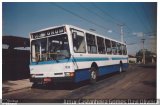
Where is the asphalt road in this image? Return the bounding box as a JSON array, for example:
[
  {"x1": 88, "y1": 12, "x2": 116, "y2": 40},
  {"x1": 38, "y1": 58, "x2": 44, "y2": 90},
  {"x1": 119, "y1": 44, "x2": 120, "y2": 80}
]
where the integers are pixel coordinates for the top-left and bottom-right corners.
[{"x1": 3, "y1": 64, "x2": 156, "y2": 103}]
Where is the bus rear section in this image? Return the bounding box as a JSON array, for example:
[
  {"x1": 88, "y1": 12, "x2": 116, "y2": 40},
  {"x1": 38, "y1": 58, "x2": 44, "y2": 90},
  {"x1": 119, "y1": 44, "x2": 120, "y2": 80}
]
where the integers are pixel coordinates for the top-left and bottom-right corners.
[{"x1": 29, "y1": 26, "x2": 75, "y2": 84}]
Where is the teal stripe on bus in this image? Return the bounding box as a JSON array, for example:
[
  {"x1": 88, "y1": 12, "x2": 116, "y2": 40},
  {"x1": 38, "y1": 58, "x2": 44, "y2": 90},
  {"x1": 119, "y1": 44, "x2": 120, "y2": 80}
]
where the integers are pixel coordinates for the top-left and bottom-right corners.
[
  {"x1": 30, "y1": 57, "x2": 109, "y2": 65},
  {"x1": 30, "y1": 57, "x2": 127, "y2": 65},
  {"x1": 73, "y1": 57, "x2": 109, "y2": 62},
  {"x1": 112, "y1": 57, "x2": 128, "y2": 60}
]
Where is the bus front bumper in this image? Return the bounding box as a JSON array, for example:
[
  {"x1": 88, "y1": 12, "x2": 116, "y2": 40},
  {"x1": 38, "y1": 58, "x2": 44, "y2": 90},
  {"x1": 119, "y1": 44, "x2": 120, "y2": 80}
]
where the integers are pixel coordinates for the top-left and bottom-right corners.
[{"x1": 30, "y1": 77, "x2": 74, "y2": 83}]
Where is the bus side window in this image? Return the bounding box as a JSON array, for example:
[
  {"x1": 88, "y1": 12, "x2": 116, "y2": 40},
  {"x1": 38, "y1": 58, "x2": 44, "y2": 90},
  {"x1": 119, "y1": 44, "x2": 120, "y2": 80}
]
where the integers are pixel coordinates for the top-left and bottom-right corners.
[
  {"x1": 72, "y1": 32, "x2": 86, "y2": 53},
  {"x1": 120, "y1": 44, "x2": 123, "y2": 55},
  {"x1": 122, "y1": 45, "x2": 127, "y2": 55},
  {"x1": 117, "y1": 43, "x2": 122, "y2": 55},
  {"x1": 105, "y1": 39, "x2": 112, "y2": 54},
  {"x1": 97, "y1": 36, "x2": 105, "y2": 54},
  {"x1": 125, "y1": 45, "x2": 127, "y2": 55},
  {"x1": 86, "y1": 33, "x2": 97, "y2": 54},
  {"x1": 111, "y1": 41, "x2": 117, "y2": 55}
]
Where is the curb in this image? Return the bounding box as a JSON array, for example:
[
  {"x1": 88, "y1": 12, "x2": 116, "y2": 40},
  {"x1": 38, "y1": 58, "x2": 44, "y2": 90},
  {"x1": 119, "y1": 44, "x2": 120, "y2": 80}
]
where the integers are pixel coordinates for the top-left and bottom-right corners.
[{"x1": 3, "y1": 85, "x2": 32, "y2": 94}]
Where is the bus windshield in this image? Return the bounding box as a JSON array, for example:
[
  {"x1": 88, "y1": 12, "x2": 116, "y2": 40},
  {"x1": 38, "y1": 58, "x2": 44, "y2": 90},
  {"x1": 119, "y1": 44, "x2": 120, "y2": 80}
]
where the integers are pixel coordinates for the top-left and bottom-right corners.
[{"x1": 31, "y1": 34, "x2": 70, "y2": 62}]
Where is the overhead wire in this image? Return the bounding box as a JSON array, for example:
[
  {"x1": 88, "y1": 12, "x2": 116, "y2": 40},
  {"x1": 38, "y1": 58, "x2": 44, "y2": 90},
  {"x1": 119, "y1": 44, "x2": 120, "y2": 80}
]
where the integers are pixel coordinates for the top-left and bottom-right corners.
[
  {"x1": 77, "y1": 3, "x2": 119, "y2": 34},
  {"x1": 91, "y1": 3, "x2": 133, "y2": 38},
  {"x1": 52, "y1": 3, "x2": 154, "y2": 44},
  {"x1": 132, "y1": 4, "x2": 149, "y2": 32},
  {"x1": 141, "y1": 4, "x2": 153, "y2": 32},
  {"x1": 52, "y1": 3, "x2": 116, "y2": 35},
  {"x1": 91, "y1": 3, "x2": 123, "y2": 25}
]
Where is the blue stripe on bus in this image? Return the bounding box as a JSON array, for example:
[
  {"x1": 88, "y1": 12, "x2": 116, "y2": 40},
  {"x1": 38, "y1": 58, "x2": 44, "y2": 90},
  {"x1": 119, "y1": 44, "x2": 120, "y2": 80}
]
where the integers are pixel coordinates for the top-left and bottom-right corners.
[
  {"x1": 75, "y1": 68, "x2": 91, "y2": 82},
  {"x1": 75, "y1": 65, "x2": 119, "y2": 82},
  {"x1": 98, "y1": 65, "x2": 120, "y2": 76},
  {"x1": 30, "y1": 57, "x2": 128, "y2": 65},
  {"x1": 74, "y1": 63, "x2": 128, "y2": 83}
]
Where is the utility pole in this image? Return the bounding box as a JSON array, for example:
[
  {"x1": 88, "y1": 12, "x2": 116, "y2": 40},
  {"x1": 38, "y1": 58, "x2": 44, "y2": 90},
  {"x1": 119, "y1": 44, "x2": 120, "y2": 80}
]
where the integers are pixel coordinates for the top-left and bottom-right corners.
[
  {"x1": 141, "y1": 33, "x2": 145, "y2": 64},
  {"x1": 117, "y1": 24, "x2": 125, "y2": 43}
]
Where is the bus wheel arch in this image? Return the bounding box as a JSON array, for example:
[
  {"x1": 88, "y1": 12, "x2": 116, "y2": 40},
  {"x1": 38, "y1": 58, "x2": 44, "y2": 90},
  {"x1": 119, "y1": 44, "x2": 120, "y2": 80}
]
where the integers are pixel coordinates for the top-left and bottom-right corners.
[
  {"x1": 90, "y1": 62, "x2": 98, "y2": 84},
  {"x1": 91, "y1": 62, "x2": 98, "y2": 70}
]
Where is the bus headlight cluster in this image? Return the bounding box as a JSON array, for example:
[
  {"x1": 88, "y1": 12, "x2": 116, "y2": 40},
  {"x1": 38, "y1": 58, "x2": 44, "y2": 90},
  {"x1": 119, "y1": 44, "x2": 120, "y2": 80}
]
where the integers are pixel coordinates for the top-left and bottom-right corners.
[
  {"x1": 30, "y1": 74, "x2": 35, "y2": 78},
  {"x1": 64, "y1": 72, "x2": 74, "y2": 77}
]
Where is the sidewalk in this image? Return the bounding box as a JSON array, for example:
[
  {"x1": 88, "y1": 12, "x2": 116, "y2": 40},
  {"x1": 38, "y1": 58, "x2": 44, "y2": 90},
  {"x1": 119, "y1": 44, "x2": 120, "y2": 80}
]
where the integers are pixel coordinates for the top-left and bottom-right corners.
[{"x1": 2, "y1": 79, "x2": 33, "y2": 94}]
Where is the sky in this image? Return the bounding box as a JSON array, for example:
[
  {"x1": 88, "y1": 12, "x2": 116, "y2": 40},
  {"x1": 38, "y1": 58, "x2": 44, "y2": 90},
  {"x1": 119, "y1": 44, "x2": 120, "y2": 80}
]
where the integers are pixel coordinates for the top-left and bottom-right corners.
[{"x1": 2, "y1": 2, "x2": 157, "y2": 55}]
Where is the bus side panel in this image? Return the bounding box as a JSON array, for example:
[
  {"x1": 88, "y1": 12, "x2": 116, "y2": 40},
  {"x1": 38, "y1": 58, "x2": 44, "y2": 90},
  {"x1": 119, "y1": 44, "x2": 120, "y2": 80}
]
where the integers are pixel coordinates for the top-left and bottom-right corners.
[
  {"x1": 74, "y1": 69, "x2": 90, "y2": 83},
  {"x1": 98, "y1": 64, "x2": 120, "y2": 76},
  {"x1": 98, "y1": 63, "x2": 129, "y2": 76},
  {"x1": 123, "y1": 63, "x2": 129, "y2": 69},
  {"x1": 74, "y1": 63, "x2": 128, "y2": 83}
]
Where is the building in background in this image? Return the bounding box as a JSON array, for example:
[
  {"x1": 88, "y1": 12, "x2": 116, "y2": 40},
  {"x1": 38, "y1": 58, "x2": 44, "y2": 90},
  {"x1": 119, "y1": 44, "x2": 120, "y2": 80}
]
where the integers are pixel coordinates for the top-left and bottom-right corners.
[
  {"x1": 2, "y1": 36, "x2": 30, "y2": 81},
  {"x1": 128, "y1": 55, "x2": 137, "y2": 64}
]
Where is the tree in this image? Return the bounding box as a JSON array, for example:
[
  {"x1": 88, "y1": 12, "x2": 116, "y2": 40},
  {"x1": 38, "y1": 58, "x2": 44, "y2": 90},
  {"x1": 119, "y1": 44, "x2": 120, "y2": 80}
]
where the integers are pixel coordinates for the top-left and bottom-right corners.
[{"x1": 136, "y1": 49, "x2": 155, "y2": 64}]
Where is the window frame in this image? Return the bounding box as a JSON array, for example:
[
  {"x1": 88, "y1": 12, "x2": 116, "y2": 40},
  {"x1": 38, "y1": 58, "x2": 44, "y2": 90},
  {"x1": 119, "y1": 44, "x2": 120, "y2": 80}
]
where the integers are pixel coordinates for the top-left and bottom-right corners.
[
  {"x1": 122, "y1": 44, "x2": 127, "y2": 55},
  {"x1": 71, "y1": 28, "x2": 86, "y2": 53},
  {"x1": 96, "y1": 36, "x2": 106, "y2": 54},
  {"x1": 86, "y1": 33, "x2": 98, "y2": 54},
  {"x1": 31, "y1": 38, "x2": 47, "y2": 62},
  {"x1": 105, "y1": 38, "x2": 112, "y2": 55},
  {"x1": 117, "y1": 43, "x2": 123, "y2": 55},
  {"x1": 111, "y1": 41, "x2": 118, "y2": 55}
]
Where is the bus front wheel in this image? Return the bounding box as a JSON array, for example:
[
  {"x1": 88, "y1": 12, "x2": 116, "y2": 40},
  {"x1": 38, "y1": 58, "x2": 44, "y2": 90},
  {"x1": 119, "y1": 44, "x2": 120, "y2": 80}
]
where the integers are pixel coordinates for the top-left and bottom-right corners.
[
  {"x1": 32, "y1": 82, "x2": 39, "y2": 88},
  {"x1": 90, "y1": 67, "x2": 97, "y2": 84}
]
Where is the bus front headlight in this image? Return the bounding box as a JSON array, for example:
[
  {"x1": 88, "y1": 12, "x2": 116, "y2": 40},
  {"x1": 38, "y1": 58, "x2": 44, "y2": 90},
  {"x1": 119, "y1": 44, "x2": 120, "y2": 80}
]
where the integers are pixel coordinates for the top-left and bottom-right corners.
[
  {"x1": 30, "y1": 74, "x2": 35, "y2": 78},
  {"x1": 64, "y1": 72, "x2": 74, "y2": 77}
]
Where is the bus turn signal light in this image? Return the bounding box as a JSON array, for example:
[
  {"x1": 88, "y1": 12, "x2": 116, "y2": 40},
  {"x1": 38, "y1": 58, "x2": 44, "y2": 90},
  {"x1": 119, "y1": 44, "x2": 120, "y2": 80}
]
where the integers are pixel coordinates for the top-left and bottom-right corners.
[{"x1": 70, "y1": 72, "x2": 74, "y2": 77}]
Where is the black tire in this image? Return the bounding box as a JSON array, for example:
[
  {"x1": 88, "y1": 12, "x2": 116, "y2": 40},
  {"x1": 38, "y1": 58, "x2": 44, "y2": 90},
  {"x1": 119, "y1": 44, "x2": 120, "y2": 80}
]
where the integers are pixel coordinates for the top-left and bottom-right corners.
[
  {"x1": 31, "y1": 82, "x2": 39, "y2": 88},
  {"x1": 90, "y1": 67, "x2": 97, "y2": 84}
]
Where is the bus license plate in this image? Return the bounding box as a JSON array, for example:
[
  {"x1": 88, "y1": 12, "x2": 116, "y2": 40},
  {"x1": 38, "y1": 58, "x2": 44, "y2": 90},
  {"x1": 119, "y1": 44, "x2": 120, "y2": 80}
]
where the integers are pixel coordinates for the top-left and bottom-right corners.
[{"x1": 44, "y1": 78, "x2": 51, "y2": 82}]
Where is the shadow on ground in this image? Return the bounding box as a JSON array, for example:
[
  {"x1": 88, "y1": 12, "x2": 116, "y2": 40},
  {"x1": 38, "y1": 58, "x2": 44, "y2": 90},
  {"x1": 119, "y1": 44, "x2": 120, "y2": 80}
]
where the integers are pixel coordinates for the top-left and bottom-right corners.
[
  {"x1": 142, "y1": 81, "x2": 156, "y2": 87},
  {"x1": 31, "y1": 71, "x2": 124, "y2": 91},
  {"x1": 31, "y1": 81, "x2": 90, "y2": 90},
  {"x1": 138, "y1": 64, "x2": 156, "y2": 69}
]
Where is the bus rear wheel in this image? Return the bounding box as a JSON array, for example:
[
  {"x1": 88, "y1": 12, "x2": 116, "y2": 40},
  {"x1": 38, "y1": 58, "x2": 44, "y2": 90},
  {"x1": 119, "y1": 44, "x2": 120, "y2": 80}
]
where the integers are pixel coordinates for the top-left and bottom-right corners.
[{"x1": 90, "y1": 67, "x2": 97, "y2": 84}]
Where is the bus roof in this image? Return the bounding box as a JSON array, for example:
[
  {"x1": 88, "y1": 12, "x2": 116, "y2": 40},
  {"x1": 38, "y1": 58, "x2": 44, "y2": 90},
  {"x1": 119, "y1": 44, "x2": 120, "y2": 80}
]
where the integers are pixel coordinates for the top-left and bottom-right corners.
[
  {"x1": 30, "y1": 24, "x2": 126, "y2": 45},
  {"x1": 68, "y1": 25, "x2": 126, "y2": 45},
  {"x1": 30, "y1": 24, "x2": 66, "y2": 34}
]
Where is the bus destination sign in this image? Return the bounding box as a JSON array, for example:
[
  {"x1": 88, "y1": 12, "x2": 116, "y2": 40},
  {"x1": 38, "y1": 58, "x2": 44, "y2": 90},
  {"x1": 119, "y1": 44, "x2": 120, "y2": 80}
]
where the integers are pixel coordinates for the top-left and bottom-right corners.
[{"x1": 32, "y1": 27, "x2": 65, "y2": 39}]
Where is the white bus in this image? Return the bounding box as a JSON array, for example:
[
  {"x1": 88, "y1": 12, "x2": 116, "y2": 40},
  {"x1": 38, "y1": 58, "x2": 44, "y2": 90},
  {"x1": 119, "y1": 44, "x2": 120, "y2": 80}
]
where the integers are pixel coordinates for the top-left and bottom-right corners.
[{"x1": 29, "y1": 25, "x2": 128, "y2": 85}]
